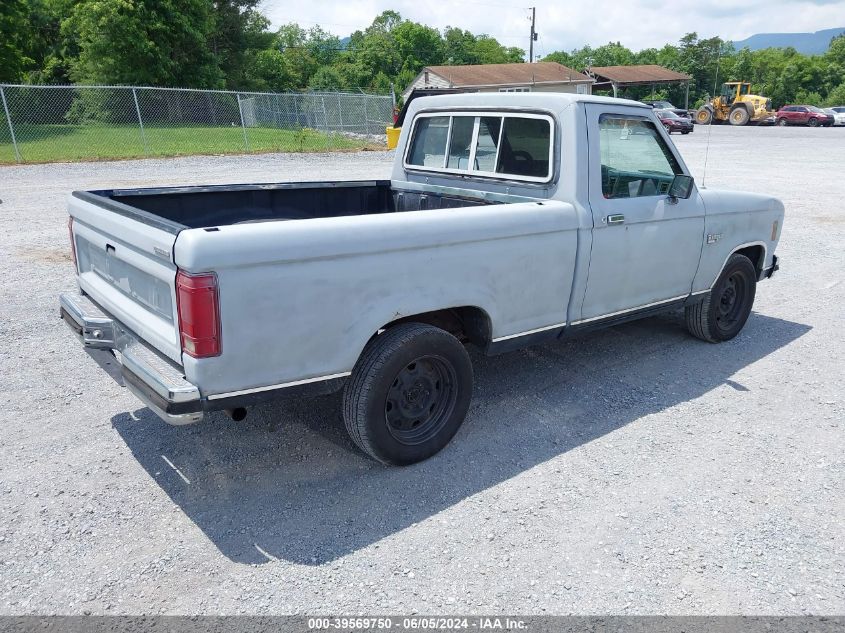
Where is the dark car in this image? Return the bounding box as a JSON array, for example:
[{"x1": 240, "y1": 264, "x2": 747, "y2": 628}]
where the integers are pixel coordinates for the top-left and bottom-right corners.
[
  {"x1": 642, "y1": 100, "x2": 691, "y2": 118},
  {"x1": 655, "y1": 109, "x2": 693, "y2": 134},
  {"x1": 776, "y1": 105, "x2": 834, "y2": 127}
]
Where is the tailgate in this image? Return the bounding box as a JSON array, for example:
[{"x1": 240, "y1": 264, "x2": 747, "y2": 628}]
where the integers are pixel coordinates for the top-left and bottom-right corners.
[{"x1": 68, "y1": 192, "x2": 182, "y2": 363}]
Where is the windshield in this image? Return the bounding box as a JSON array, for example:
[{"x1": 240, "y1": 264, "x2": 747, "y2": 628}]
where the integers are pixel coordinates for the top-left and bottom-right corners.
[
  {"x1": 834, "y1": 107, "x2": 845, "y2": 113},
  {"x1": 807, "y1": 106, "x2": 823, "y2": 113},
  {"x1": 659, "y1": 110, "x2": 680, "y2": 119}
]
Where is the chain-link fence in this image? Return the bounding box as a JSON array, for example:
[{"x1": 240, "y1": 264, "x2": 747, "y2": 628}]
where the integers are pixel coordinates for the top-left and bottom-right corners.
[{"x1": 0, "y1": 84, "x2": 393, "y2": 164}]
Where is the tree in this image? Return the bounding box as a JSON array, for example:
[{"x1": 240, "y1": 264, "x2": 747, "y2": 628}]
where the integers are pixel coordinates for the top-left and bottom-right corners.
[
  {"x1": 442, "y1": 27, "x2": 522, "y2": 65},
  {"x1": 210, "y1": 1, "x2": 274, "y2": 90},
  {"x1": 65, "y1": 0, "x2": 223, "y2": 87},
  {"x1": 0, "y1": 0, "x2": 32, "y2": 82},
  {"x1": 308, "y1": 66, "x2": 345, "y2": 91}
]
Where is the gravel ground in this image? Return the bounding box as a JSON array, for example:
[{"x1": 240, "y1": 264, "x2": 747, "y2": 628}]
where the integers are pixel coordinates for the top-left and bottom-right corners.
[{"x1": 0, "y1": 127, "x2": 843, "y2": 615}]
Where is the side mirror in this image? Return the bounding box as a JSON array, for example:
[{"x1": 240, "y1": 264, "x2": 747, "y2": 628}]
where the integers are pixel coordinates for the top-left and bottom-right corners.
[{"x1": 668, "y1": 174, "x2": 694, "y2": 200}]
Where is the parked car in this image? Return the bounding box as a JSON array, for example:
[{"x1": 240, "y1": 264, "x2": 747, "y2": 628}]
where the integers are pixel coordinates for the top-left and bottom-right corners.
[
  {"x1": 60, "y1": 93, "x2": 784, "y2": 466},
  {"x1": 776, "y1": 105, "x2": 834, "y2": 127},
  {"x1": 823, "y1": 107, "x2": 845, "y2": 126},
  {"x1": 655, "y1": 109, "x2": 694, "y2": 134},
  {"x1": 642, "y1": 100, "x2": 690, "y2": 118}
]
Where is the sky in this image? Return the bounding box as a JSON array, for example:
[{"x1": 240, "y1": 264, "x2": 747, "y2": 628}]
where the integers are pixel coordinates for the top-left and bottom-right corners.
[{"x1": 259, "y1": 0, "x2": 845, "y2": 54}]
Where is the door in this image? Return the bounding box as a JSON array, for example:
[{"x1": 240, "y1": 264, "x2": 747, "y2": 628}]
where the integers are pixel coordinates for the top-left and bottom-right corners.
[{"x1": 578, "y1": 104, "x2": 705, "y2": 323}]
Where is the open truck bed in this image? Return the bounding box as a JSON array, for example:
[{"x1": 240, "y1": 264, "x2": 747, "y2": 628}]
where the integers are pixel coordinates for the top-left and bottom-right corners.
[{"x1": 75, "y1": 180, "x2": 490, "y2": 230}]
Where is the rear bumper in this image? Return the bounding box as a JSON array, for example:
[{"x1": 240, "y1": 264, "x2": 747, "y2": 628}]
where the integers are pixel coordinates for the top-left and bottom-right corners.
[{"x1": 59, "y1": 292, "x2": 203, "y2": 425}]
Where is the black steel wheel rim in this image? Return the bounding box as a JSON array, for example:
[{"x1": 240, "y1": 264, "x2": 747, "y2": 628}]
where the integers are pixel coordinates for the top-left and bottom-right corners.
[
  {"x1": 385, "y1": 355, "x2": 457, "y2": 445},
  {"x1": 715, "y1": 272, "x2": 747, "y2": 333}
]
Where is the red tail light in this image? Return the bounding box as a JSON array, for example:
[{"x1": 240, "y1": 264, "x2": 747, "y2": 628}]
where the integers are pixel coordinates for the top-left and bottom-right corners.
[
  {"x1": 68, "y1": 216, "x2": 77, "y2": 269},
  {"x1": 176, "y1": 270, "x2": 221, "y2": 358}
]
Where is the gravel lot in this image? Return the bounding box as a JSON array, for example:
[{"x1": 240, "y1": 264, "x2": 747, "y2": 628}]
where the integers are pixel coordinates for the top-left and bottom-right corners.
[{"x1": 0, "y1": 126, "x2": 843, "y2": 615}]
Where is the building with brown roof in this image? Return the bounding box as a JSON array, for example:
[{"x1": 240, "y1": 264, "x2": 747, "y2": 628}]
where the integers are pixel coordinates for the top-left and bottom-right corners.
[
  {"x1": 401, "y1": 62, "x2": 594, "y2": 100},
  {"x1": 586, "y1": 65, "x2": 692, "y2": 104}
]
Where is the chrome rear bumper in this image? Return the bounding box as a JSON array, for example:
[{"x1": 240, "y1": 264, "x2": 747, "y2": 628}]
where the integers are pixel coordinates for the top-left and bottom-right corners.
[{"x1": 59, "y1": 292, "x2": 203, "y2": 425}]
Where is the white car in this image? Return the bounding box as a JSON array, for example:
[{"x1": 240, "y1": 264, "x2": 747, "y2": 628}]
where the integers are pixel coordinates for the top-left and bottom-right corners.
[{"x1": 824, "y1": 107, "x2": 845, "y2": 126}]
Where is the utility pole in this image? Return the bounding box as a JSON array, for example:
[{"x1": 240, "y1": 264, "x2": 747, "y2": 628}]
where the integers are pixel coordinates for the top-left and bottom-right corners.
[{"x1": 529, "y1": 7, "x2": 537, "y2": 63}]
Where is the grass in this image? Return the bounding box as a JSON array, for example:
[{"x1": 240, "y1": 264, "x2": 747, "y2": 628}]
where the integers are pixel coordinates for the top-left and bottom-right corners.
[{"x1": 0, "y1": 124, "x2": 385, "y2": 164}]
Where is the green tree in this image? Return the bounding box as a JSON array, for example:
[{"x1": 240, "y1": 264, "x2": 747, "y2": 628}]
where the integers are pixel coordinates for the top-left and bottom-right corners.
[
  {"x1": 66, "y1": 0, "x2": 223, "y2": 87},
  {"x1": 308, "y1": 66, "x2": 345, "y2": 91},
  {"x1": 210, "y1": 1, "x2": 273, "y2": 89},
  {"x1": 0, "y1": 0, "x2": 32, "y2": 82}
]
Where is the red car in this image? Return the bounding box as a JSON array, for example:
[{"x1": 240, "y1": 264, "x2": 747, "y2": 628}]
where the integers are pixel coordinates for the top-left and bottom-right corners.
[
  {"x1": 655, "y1": 109, "x2": 694, "y2": 134},
  {"x1": 776, "y1": 105, "x2": 834, "y2": 127}
]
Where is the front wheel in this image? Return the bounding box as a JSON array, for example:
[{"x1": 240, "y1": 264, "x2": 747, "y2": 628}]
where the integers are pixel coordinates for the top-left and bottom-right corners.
[
  {"x1": 343, "y1": 323, "x2": 473, "y2": 465},
  {"x1": 777, "y1": 118, "x2": 788, "y2": 126},
  {"x1": 729, "y1": 107, "x2": 750, "y2": 126},
  {"x1": 686, "y1": 254, "x2": 757, "y2": 343},
  {"x1": 807, "y1": 118, "x2": 819, "y2": 127}
]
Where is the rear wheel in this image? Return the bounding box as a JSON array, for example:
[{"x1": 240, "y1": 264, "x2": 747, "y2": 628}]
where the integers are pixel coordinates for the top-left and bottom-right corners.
[
  {"x1": 686, "y1": 254, "x2": 757, "y2": 343},
  {"x1": 343, "y1": 323, "x2": 473, "y2": 465},
  {"x1": 729, "y1": 107, "x2": 751, "y2": 126},
  {"x1": 696, "y1": 107, "x2": 713, "y2": 125}
]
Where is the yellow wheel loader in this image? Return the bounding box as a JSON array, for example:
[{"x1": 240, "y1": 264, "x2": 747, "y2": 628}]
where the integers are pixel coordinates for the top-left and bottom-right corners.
[{"x1": 695, "y1": 82, "x2": 773, "y2": 126}]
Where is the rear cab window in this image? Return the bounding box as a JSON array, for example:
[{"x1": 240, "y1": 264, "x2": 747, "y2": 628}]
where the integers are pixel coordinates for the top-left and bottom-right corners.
[{"x1": 405, "y1": 111, "x2": 554, "y2": 183}]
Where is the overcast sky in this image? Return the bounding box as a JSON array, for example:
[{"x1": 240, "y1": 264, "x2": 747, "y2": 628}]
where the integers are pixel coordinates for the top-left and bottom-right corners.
[{"x1": 260, "y1": 0, "x2": 845, "y2": 54}]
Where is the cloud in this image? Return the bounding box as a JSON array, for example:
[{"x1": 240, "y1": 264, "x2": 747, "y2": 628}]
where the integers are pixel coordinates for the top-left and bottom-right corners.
[{"x1": 260, "y1": 0, "x2": 845, "y2": 53}]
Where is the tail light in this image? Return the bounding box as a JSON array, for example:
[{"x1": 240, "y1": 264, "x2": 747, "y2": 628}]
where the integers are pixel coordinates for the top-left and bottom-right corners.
[
  {"x1": 175, "y1": 270, "x2": 221, "y2": 358},
  {"x1": 68, "y1": 216, "x2": 77, "y2": 269}
]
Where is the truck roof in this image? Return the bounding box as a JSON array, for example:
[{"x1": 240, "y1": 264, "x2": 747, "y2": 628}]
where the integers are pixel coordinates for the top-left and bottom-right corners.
[{"x1": 404, "y1": 91, "x2": 650, "y2": 116}]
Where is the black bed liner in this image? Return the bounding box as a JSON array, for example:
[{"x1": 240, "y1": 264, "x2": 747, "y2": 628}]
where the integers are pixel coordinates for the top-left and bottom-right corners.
[{"x1": 73, "y1": 180, "x2": 492, "y2": 231}]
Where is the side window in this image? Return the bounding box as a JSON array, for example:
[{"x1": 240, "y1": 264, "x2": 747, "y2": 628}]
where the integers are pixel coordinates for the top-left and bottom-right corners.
[
  {"x1": 598, "y1": 114, "x2": 682, "y2": 199},
  {"x1": 498, "y1": 117, "x2": 551, "y2": 178},
  {"x1": 407, "y1": 116, "x2": 449, "y2": 167}
]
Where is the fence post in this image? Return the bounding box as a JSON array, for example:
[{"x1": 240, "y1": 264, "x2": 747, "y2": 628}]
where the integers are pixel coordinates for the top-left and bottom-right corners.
[
  {"x1": 236, "y1": 93, "x2": 249, "y2": 152},
  {"x1": 0, "y1": 86, "x2": 22, "y2": 163},
  {"x1": 132, "y1": 88, "x2": 149, "y2": 155},
  {"x1": 363, "y1": 94, "x2": 369, "y2": 136},
  {"x1": 321, "y1": 95, "x2": 330, "y2": 150}
]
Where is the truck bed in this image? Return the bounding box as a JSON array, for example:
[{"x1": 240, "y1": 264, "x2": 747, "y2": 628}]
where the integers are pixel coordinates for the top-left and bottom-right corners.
[{"x1": 75, "y1": 180, "x2": 491, "y2": 230}]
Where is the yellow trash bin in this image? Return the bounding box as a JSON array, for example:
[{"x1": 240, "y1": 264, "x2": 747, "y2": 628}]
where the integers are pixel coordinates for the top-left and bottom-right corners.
[{"x1": 385, "y1": 126, "x2": 401, "y2": 150}]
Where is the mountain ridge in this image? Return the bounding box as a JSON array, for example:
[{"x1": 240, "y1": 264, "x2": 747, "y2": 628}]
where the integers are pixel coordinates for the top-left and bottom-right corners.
[{"x1": 731, "y1": 27, "x2": 845, "y2": 55}]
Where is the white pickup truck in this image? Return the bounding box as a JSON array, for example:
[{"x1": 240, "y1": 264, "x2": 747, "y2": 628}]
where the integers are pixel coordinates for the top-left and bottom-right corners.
[{"x1": 60, "y1": 92, "x2": 783, "y2": 465}]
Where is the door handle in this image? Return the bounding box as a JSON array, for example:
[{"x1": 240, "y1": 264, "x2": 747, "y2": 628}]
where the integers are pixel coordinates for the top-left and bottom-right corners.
[{"x1": 605, "y1": 214, "x2": 625, "y2": 225}]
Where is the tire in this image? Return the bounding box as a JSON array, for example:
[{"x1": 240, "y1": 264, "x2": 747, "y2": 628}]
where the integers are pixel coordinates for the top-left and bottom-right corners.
[
  {"x1": 729, "y1": 107, "x2": 750, "y2": 126},
  {"x1": 808, "y1": 118, "x2": 819, "y2": 127},
  {"x1": 696, "y1": 107, "x2": 713, "y2": 125},
  {"x1": 685, "y1": 254, "x2": 757, "y2": 343},
  {"x1": 777, "y1": 118, "x2": 788, "y2": 127},
  {"x1": 343, "y1": 323, "x2": 473, "y2": 466}
]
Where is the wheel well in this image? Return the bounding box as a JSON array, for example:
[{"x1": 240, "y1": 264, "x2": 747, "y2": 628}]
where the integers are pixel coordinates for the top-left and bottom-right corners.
[
  {"x1": 734, "y1": 245, "x2": 765, "y2": 272},
  {"x1": 381, "y1": 307, "x2": 492, "y2": 347}
]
